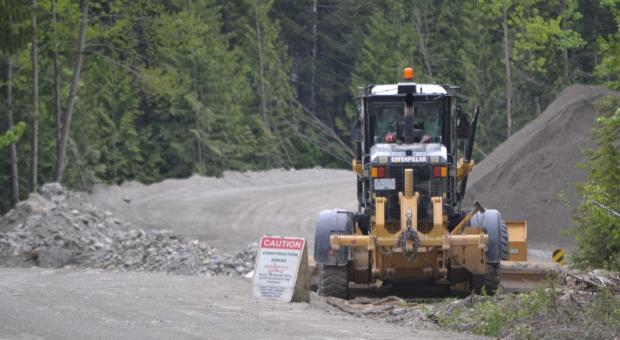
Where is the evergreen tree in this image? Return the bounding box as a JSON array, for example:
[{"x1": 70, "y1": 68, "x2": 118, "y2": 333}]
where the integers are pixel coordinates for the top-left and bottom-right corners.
[
  {"x1": 594, "y1": 0, "x2": 620, "y2": 90},
  {"x1": 0, "y1": 0, "x2": 619, "y2": 211},
  {"x1": 572, "y1": 98, "x2": 620, "y2": 269}
]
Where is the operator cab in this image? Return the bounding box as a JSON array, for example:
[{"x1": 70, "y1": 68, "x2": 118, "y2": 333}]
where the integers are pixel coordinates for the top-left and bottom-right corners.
[
  {"x1": 353, "y1": 69, "x2": 464, "y2": 233},
  {"x1": 368, "y1": 86, "x2": 447, "y2": 146}
]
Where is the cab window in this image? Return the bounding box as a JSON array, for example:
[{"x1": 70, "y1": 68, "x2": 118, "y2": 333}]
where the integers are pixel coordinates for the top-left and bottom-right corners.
[{"x1": 369, "y1": 102, "x2": 443, "y2": 144}]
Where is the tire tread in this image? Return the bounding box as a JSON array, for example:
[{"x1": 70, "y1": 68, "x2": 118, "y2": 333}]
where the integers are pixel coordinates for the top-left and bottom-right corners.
[
  {"x1": 318, "y1": 265, "x2": 348, "y2": 299},
  {"x1": 500, "y1": 221, "x2": 509, "y2": 261}
]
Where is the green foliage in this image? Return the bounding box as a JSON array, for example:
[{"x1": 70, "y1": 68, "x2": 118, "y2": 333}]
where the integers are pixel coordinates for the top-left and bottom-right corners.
[
  {"x1": 436, "y1": 305, "x2": 461, "y2": 328},
  {"x1": 512, "y1": 285, "x2": 552, "y2": 319},
  {"x1": 437, "y1": 288, "x2": 552, "y2": 337},
  {"x1": 0, "y1": 0, "x2": 31, "y2": 54},
  {"x1": 344, "y1": 0, "x2": 590, "y2": 159},
  {"x1": 587, "y1": 289, "x2": 620, "y2": 335},
  {"x1": 0, "y1": 122, "x2": 26, "y2": 148},
  {"x1": 595, "y1": 0, "x2": 620, "y2": 90},
  {"x1": 572, "y1": 97, "x2": 620, "y2": 270},
  {"x1": 473, "y1": 299, "x2": 509, "y2": 336},
  {"x1": 471, "y1": 287, "x2": 552, "y2": 336},
  {"x1": 1, "y1": 0, "x2": 620, "y2": 210},
  {"x1": 511, "y1": 0, "x2": 585, "y2": 75},
  {"x1": 350, "y1": 0, "x2": 414, "y2": 87}
]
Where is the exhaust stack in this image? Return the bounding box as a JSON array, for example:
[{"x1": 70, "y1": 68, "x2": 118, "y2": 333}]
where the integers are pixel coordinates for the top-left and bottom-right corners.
[{"x1": 404, "y1": 93, "x2": 415, "y2": 143}]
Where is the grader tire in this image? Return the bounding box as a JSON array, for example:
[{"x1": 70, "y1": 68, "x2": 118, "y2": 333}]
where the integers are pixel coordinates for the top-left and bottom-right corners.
[
  {"x1": 472, "y1": 263, "x2": 500, "y2": 294},
  {"x1": 472, "y1": 222, "x2": 508, "y2": 294},
  {"x1": 318, "y1": 264, "x2": 349, "y2": 299},
  {"x1": 500, "y1": 221, "x2": 509, "y2": 261}
]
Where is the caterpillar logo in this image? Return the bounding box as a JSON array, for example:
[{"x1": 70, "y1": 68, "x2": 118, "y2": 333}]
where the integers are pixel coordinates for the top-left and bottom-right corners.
[{"x1": 391, "y1": 156, "x2": 428, "y2": 163}]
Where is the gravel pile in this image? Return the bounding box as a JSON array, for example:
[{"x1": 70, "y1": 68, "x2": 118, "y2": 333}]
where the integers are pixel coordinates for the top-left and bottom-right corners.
[
  {"x1": 0, "y1": 183, "x2": 257, "y2": 276},
  {"x1": 465, "y1": 84, "x2": 620, "y2": 246}
]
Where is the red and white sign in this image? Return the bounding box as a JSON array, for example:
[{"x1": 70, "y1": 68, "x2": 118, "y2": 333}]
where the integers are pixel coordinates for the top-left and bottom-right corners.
[{"x1": 252, "y1": 236, "x2": 306, "y2": 301}]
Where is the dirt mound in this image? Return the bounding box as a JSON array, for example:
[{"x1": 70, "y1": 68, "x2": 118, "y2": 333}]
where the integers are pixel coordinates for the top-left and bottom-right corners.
[
  {"x1": 465, "y1": 84, "x2": 620, "y2": 247},
  {"x1": 0, "y1": 183, "x2": 256, "y2": 275}
]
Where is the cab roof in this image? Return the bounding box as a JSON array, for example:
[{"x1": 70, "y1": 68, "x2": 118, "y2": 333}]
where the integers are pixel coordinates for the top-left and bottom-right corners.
[{"x1": 369, "y1": 83, "x2": 447, "y2": 96}]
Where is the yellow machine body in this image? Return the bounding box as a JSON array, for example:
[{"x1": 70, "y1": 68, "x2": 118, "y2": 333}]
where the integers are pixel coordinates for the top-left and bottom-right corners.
[
  {"x1": 331, "y1": 166, "x2": 499, "y2": 287},
  {"x1": 315, "y1": 74, "x2": 548, "y2": 297},
  {"x1": 506, "y1": 220, "x2": 527, "y2": 262}
]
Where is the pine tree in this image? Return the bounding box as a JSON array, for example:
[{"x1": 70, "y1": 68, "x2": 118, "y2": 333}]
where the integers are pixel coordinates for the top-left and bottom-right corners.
[
  {"x1": 594, "y1": 0, "x2": 620, "y2": 90},
  {"x1": 572, "y1": 98, "x2": 620, "y2": 269}
]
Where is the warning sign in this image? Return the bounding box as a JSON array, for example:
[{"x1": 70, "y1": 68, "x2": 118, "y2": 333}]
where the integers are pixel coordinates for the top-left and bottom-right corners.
[
  {"x1": 251, "y1": 236, "x2": 308, "y2": 302},
  {"x1": 552, "y1": 248, "x2": 565, "y2": 266}
]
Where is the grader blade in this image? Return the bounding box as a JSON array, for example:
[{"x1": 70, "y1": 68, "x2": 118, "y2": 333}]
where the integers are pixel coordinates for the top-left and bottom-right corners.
[{"x1": 500, "y1": 261, "x2": 563, "y2": 292}]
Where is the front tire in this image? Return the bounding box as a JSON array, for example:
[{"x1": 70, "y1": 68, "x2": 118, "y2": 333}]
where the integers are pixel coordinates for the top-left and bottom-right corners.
[
  {"x1": 472, "y1": 263, "x2": 500, "y2": 294},
  {"x1": 472, "y1": 220, "x2": 509, "y2": 294},
  {"x1": 318, "y1": 264, "x2": 349, "y2": 299}
]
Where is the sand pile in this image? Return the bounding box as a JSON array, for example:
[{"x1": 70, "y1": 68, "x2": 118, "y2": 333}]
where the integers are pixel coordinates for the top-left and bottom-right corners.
[
  {"x1": 0, "y1": 183, "x2": 257, "y2": 275},
  {"x1": 465, "y1": 84, "x2": 620, "y2": 246}
]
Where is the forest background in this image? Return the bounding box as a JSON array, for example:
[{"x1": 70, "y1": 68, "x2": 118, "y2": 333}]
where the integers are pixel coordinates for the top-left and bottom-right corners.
[{"x1": 1, "y1": 0, "x2": 619, "y2": 213}]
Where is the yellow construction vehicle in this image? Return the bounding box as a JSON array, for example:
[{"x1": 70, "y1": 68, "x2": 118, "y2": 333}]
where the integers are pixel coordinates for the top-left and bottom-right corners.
[{"x1": 313, "y1": 68, "x2": 529, "y2": 298}]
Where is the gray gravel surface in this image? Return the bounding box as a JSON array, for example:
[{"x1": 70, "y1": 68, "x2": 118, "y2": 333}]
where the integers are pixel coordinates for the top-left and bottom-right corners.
[
  {"x1": 0, "y1": 268, "x2": 480, "y2": 340},
  {"x1": 84, "y1": 167, "x2": 552, "y2": 261},
  {"x1": 86, "y1": 168, "x2": 357, "y2": 252}
]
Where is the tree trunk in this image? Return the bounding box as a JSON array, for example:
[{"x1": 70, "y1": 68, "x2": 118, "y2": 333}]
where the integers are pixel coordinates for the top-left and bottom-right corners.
[
  {"x1": 254, "y1": 0, "x2": 271, "y2": 168},
  {"x1": 52, "y1": 0, "x2": 62, "y2": 178},
  {"x1": 6, "y1": 58, "x2": 20, "y2": 204},
  {"x1": 30, "y1": 0, "x2": 39, "y2": 191},
  {"x1": 191, "y1": 59, "x2": 204, "y2": 168},
  {"x1": 412, "y1": 4, "x2": 433, "y2": 81},
  {"x1": 254, "y1": 0, "x2": 267, "y2": 128},
  {"x1": 55, "y1": 0, "x2": 89, "y2": 182},
  {"x1": 502, "y1": 6, "x2": 513, "y2": 138},
  {"x1": 310, "y1": 0, "x2": 317, "y2": 113}
]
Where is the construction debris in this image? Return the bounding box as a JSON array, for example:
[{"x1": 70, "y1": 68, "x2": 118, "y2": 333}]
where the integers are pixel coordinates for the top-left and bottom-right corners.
[
  {"x1": 565, "y1": 269, "x2": 620, "y2": 293},
  {"x1": 0, "y1": 183, "x2": 257, "y2": 276},
  {"x1": 322, "y1": 270, "x2": 620, "y2": 339}
]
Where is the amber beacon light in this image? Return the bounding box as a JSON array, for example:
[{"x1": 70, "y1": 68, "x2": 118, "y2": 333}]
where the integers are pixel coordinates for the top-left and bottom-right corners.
[{"x1": 403, "y1": 67, "x2": 414, "y2": 80}]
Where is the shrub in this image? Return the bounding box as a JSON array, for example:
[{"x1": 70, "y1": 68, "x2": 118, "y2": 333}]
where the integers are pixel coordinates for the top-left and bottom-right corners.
[{"x1": 572, "y1": 97, "x2": 620, "y2": 270}]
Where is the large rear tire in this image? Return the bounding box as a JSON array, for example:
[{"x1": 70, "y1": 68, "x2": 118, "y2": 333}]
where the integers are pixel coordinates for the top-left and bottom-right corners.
[
  {"x1": 500, "y1": 221, "x2": 509, "y2": 261},
  {"x1": 318, "y1": 264, "x2": 349, "y2": 299}
]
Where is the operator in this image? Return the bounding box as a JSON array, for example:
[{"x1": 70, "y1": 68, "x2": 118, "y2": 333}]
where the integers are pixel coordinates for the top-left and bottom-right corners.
[
  {"x1": 384, "y1": 131, "x2": 431, "y2": 143},
  {"x1": 384, "y1": 132, "x2": 397, "y2": 143}
]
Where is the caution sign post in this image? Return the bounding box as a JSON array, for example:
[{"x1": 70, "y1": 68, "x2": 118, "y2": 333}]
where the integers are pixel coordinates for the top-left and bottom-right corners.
[{"x1": 251, "y1": 236, "x2": 309, "y2": 302}]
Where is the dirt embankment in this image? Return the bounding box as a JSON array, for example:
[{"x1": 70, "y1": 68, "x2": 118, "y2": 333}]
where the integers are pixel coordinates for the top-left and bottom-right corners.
[{"x1": 465, "y1": 84, "x2": 620, "y2": 247}]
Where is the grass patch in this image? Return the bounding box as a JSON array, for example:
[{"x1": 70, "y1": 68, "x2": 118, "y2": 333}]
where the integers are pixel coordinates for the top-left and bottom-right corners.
[{"x1": 431, "y1": 280, "x2": 620, "y2": 338}]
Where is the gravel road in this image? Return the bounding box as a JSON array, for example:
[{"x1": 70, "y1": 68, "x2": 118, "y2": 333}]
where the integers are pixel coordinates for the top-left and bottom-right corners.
[
  {"x1": 87, "y1": 169, "x2": 358, "y2": 252},
  {"x1": 0, "y1": 268, "x2": 478, "y2": 340},
  {"x1": 0, "y1": 168, "x2": 558, "y2": 339},
  {"x1": 86, "y1": 168, "x2": 553, "y2": 261}
]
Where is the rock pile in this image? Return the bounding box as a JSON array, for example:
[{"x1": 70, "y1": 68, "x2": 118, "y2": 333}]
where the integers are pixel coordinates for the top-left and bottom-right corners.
[{"x1": 0, "y1": 183, "x2": 257, "y2": 276}]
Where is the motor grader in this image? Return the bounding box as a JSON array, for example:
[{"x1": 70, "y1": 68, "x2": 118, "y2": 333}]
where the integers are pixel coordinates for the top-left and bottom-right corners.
[{"x1": 313, "y1": 68, "x2": 529, "y2": 298}]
